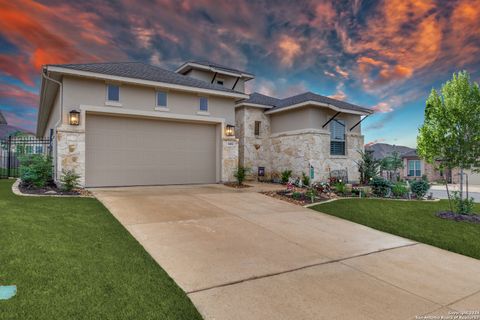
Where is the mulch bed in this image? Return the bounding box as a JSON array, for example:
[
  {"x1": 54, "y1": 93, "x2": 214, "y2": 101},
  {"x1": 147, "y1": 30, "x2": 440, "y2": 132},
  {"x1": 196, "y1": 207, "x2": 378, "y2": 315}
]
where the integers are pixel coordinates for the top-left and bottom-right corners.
[
  {"x1": 19, "y1": 182, "x2": 90, "y2": 196},
  {"x1": 223, "y1": 182, "x2": 252, "y2": 189},
  {"x1": 262, "y1": 190, "x2": 335, "y2": 206},
  {"x1": 436, "y1": 211, "x2": 480, "y2": 224}
]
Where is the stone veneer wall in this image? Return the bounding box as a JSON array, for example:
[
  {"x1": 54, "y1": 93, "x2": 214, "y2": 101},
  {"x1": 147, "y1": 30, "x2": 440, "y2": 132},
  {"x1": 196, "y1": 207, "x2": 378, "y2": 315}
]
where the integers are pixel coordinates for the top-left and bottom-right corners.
[
  {"x1": 236, "y1": 106, "x2": 364, "y2": 182},
  {"x1": 56, "y1": 126, "x2": 86, "y2": 187},
  {"x1": 269, "y1": 129, "x2": 363, "y2": 182},
  {"x1": 236, "y1": 107, "x2": 272, "y2": 178},
  {"x1": 222, "y1": 138, "x2": 239, "y2": 182}
]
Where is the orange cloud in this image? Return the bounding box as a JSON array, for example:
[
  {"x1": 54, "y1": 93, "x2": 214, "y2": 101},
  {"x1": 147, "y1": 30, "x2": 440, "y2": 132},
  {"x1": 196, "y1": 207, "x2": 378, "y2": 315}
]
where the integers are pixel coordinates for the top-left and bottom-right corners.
[
  {"x1": 371, "y1": 102, "x2": 392, "y2": 113},
  {"x1": 0, "y1": 0, "x2": 124, "y2": 86},
  {"x1": 278, "y1": 35, "x2": 301, "y2": 67}
]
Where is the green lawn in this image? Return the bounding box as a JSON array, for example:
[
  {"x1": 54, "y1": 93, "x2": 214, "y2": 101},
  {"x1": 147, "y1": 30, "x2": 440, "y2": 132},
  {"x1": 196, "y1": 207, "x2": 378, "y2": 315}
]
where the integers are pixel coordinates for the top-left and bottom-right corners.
[
  {"x1": 310, "y1": 199, "x2": 480, "y2": 260},
  {"x1": 0, "y1": 179, "x2": 201, "y2": 320}
]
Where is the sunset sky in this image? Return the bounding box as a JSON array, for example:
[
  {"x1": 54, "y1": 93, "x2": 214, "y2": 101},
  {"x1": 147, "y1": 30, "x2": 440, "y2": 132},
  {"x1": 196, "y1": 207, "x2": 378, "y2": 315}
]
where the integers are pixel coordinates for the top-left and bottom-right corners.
[{"x1": 1, "y1": 0, "x2": 479, "y2": 147}]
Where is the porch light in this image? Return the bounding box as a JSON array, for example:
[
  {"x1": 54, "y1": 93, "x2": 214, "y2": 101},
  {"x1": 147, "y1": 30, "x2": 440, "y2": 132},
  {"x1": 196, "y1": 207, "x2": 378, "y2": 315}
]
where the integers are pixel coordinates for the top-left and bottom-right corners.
[
  {"x1": 225, "y1": 124, "x2": 235, "y2": 136},
  {"x1": 69, "y1": 110, "x2": 80, "y2": 126}
]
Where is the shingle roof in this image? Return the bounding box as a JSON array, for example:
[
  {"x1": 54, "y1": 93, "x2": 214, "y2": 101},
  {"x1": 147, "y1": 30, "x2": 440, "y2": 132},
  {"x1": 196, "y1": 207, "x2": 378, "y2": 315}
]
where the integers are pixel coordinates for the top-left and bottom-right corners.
[
  {"x1": 238, "y1": 91, "x2": 373, "y2": 114},
  {"x1": 401, "y1": 149, "x2": 418, "y2": 158},
  {"x1": 48, "y1": 62, "x2": 240, "y2": 94},
  {"x1": 240, "y1": 92, "x2": 281, "y2": 107},
  {"x1": 189, "y1": 61, "x2": 254, "y2": 77}
]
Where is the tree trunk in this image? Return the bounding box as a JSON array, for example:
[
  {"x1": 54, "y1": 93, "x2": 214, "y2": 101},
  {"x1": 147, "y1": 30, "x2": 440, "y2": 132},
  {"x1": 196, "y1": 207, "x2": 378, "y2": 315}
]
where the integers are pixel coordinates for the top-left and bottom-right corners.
[
  {"x1": 445, "y1": 179, "x2": 454, "y2": 213},
  {"x1": 460, "y1": 168, "x2": 464, "y2": 200}
]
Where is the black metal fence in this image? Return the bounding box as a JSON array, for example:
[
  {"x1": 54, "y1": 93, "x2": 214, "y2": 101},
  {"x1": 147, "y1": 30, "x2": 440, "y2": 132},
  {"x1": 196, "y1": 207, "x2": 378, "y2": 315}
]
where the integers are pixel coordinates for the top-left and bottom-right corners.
[{"x1": 0, "y1": 136, "x2": 52, "y2": 179}]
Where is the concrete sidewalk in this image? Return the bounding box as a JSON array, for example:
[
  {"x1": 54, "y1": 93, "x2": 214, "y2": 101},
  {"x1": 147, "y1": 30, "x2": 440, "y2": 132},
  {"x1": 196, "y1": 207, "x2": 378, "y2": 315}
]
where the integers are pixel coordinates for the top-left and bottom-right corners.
[{"x1": 92, "y1": 184, "x2": 480, "y2": 320}]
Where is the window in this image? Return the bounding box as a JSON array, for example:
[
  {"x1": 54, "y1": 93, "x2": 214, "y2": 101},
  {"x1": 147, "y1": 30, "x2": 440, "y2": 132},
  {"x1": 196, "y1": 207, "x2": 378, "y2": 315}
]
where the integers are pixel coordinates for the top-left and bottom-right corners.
[
  {"x1": 330, "y1": 119, "x2": 345, "y2": 155},
  {"x1": 216, "y1": 79, "x2": 224, "y2": 86},
  {"x1": 254, "y1": 121, "x2": 261, "y2": 136},
  {"x1": 199, "y1": 97, "x2": 208, "y2": 111},
  {"x1": 156, "y1": 91, "x2": 167, "y2": 107},
  {"x1": 408, "y1": 160, "x2": 421, "y2": 177},
  {"x1": 35, "y1": 145, "x2": 44, "y2": 154},
  {"x1": 107, "y1": 84, "x2": 120, "y2": 101}
]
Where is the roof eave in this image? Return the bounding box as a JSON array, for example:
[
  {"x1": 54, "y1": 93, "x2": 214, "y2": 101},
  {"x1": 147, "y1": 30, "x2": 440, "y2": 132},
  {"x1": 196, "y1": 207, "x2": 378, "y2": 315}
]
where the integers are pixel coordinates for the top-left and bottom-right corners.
[
  {"x1": 264, "y1": 101, "x2": 373, "y2": 116},
  {"x1": 46, "y1": 66, "x2": 249, "y2": 99},
  {"x1": 234, "y1": 102, "x2": 273, "y2": 109},
  {"x1": 175, "y1": 62, "x2": 255, "y2": 80}
]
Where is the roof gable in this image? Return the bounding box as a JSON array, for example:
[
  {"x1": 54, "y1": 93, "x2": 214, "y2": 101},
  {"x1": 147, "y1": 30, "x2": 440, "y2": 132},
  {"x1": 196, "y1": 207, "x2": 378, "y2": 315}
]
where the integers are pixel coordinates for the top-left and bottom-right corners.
[{"x1": 237, "y1": 91, "x2": 373, "y2": 114}]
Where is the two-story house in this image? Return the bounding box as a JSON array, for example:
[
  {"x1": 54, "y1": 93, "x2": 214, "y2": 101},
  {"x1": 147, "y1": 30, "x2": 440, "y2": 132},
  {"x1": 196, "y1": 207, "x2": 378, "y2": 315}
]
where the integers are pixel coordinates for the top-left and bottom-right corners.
[{"x1": 36, "y1": 61, "x2": 372, "y2": 187}]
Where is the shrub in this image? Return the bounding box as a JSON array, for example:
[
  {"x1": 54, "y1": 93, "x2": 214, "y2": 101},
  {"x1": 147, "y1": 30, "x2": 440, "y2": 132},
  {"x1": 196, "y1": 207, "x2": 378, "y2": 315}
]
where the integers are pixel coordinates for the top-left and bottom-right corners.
[
  {"x1": 281, "y1": 170, "x2": 292, "y2": 184},
  {"x1": 291, "y1": 191, "x2": 302, "y2": 200},
  {"x1": 392, "y1": 182, "x2": 408, "y2": 198},
  {"x1": 234, "y1": 166, "x2": 250, "y2": 185},
  {"x1": 301, "y1": 172, "x2": 310, "y2": 186},
  {"x1": 410, "y1": 179, "x2": 430, "y2": 199},
  {"x1": 370, "y1": 176, "x2": 391, "y2": 197},
  {"x1": 19, "y1": 154, "x2": 52, "y2": 188},
  {"x1": 451, "y1": 191, "x2": 475, "y2": 215},
  {"x1": 60, "y1": 169, "x2": 80, "y2": 191},
  {"x1": 334, "y1": 181, "x2": 346, "y2": 194}
]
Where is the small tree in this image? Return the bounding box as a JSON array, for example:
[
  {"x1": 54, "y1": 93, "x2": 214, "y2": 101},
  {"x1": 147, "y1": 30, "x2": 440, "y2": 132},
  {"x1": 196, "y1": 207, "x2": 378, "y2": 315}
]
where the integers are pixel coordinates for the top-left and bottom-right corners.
[
  {"x1": 380, "y1": 151, "x2": 403, "y2": 181},
  {"x1": 417, "y1": 71, "x2": 480, "y2": 213},
  {"x1": 234, "y1": 166, "x2": 249, "y2": 185},
  {"x1": 357, "y1": 150, "x2": 379, "y2": 184}
]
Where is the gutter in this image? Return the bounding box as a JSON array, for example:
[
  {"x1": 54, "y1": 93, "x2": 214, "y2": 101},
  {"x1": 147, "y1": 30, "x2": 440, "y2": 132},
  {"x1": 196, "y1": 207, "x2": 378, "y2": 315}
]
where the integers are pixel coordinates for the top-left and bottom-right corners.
[
  {"x1": 41, "y1": 68, "x2": 63, "y2": 131},
  {"x1": 40, "y1": 68, "x2": 63, "y2": 181}
]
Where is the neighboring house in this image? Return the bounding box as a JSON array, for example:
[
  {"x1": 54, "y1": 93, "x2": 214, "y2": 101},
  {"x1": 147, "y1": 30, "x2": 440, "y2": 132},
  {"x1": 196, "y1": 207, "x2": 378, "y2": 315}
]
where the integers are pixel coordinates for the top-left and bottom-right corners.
[
  {"x1": 36, "y1": 61, "x2": 372, "y2": 188},
  {"x1": 401, "y1": 150, "x2": 463, "y2": 183},
  {"x1": 0, "y1": 111, "x2": 34, "y2": 140}
]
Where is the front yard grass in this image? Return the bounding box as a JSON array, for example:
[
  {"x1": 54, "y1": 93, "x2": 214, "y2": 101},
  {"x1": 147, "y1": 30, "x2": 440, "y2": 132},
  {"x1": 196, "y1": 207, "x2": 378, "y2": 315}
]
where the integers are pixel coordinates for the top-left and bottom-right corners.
[
  {"x1": 0, "y1": 179, "x2": 201, "y2": 320},
  {"x1": 310, "y1": 199, "x2": 480, "y2": 260}
]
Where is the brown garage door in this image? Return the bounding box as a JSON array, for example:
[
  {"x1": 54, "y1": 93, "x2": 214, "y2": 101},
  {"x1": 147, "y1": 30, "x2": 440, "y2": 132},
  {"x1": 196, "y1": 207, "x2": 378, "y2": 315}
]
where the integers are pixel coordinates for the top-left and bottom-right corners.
[{"x1": 85, "y1": 114, "x2": 217, "y2": 187}]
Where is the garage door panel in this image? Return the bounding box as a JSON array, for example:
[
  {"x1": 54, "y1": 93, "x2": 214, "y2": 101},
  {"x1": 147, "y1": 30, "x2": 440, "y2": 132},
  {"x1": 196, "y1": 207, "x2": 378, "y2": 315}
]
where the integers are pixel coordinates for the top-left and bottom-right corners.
[{"x1": 85, "y1": 114, "x2": 217, "y2": 187}]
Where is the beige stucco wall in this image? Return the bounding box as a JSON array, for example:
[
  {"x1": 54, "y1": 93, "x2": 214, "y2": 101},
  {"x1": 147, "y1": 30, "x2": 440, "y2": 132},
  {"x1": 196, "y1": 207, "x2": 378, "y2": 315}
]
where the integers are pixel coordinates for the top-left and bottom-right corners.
[
  {"x1": 61, "y1": 76, "x2": 237, "y2": 126},
  {"x1": 43, "y1": 90, "x2": 61, "y2": 137},
  {"x1": 270, "y1": 106, "x2": 362, "y2": 135},
  {"x1": 185, "y1": 69, "x2": 245, "y2": 93}
]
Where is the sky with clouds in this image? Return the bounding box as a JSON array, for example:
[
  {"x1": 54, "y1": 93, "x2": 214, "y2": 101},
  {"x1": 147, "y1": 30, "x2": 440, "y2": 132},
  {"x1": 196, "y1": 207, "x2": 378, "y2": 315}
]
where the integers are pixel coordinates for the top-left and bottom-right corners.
[{"x1": 1, "y1": 0, "x2": 479, "y2": 147}]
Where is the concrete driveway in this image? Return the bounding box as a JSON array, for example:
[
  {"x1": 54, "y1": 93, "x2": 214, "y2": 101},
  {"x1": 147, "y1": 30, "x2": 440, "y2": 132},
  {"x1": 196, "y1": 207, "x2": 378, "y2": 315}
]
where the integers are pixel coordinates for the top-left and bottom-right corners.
[{"x1": 92, "y1": 184, "x2": 480, "y2": 320}]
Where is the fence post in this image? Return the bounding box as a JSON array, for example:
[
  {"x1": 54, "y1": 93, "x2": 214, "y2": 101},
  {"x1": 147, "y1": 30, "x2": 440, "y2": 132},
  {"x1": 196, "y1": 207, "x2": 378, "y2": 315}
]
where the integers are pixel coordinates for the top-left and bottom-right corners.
[{"x1": 7, "y1": 135, "x2": 12, "y2": 178}]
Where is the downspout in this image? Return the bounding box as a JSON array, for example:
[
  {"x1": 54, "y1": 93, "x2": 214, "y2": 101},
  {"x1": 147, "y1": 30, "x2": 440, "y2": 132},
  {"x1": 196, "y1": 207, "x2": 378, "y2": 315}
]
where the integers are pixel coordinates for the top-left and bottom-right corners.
[{"x1": 41, "y1": 68, "x2": 63, "y2": 182}]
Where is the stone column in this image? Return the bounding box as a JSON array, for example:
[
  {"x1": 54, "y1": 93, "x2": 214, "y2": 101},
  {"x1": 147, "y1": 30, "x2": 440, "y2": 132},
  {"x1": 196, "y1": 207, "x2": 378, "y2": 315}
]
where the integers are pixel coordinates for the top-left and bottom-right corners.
[
  {"x1": 222, "y1": 138, "x2": 239, "y2": 182},
  {"x1": 56, "y1": 125, "x2": 86, "y2": 187}
]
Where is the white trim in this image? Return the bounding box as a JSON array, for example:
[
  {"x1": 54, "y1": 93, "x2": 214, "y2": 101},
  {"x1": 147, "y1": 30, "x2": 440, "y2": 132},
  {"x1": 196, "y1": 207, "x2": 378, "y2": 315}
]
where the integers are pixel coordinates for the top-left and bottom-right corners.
[
  {"x1": 175, "y1": 62, "x2": 255, "y2": 80},
  {"x1": 79, "y1": 105, "x2": 225, "y2": 124},
  {"x1": 105, "y1": 101, "x2": 122, "y2": 107},
  {"x1": 196, "y1": 111, "x2": 210, "y2": 116},
  {"x1": 270, "y1": 128, "x2": 330, "y2": 138},
  {"x1": 46, "y1": 66, "x2": 249, "y2": 99},
  {"x1": 235, "y1": 102, "x2": 273, "y2": 109},
  {"x1": 264, "y1": 101, "x2": 371, "y2": 115},
  {"x1": 154, "y1": 107, "x2": 170, "y2": 112}
]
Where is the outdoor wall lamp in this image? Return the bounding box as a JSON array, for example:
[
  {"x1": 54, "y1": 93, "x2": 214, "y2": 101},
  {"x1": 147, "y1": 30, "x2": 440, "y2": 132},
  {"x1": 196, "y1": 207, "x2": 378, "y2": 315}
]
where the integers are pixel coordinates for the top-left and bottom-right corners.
[
  {"x1": 69, "y1": 110, "x2": 80, "y2": 126},
  {"x1": 225, "y1": 124, "x2": 235, "y2": 136}
]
